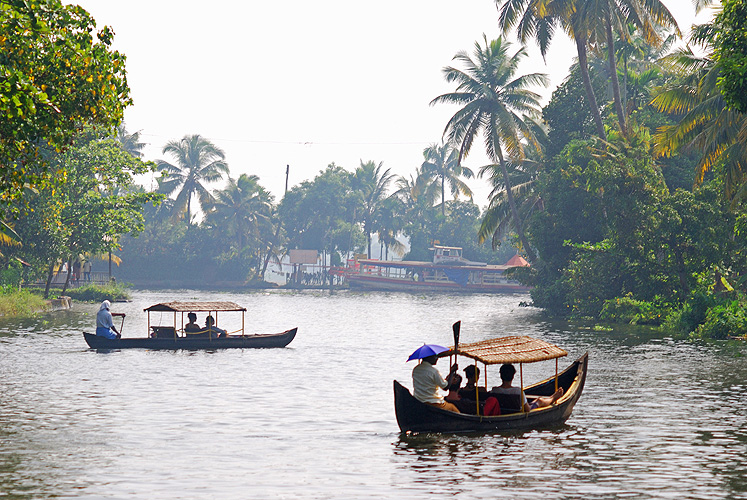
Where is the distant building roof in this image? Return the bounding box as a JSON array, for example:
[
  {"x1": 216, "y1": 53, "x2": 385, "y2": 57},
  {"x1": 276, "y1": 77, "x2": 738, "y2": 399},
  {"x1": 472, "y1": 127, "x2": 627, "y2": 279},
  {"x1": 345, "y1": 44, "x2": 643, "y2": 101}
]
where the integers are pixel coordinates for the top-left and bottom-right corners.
[{"x1": 505, "y1": 254, "x2": 530, "y2": 267}]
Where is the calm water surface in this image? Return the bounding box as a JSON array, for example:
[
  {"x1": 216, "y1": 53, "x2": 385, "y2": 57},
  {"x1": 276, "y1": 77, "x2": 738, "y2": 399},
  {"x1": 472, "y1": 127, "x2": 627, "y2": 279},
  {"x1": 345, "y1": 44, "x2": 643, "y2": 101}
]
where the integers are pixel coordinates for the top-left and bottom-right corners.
[{"x1": 0, "y1": 290, "x2": 746, "y2": 499}]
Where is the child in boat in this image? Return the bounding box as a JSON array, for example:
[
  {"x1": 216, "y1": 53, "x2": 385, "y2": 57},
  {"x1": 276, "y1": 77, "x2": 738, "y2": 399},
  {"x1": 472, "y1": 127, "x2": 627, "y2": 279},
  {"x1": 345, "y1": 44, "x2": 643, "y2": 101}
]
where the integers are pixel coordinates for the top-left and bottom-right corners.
[{"x1": 491, "y1": 363, "x2": 564, "y2": 412}]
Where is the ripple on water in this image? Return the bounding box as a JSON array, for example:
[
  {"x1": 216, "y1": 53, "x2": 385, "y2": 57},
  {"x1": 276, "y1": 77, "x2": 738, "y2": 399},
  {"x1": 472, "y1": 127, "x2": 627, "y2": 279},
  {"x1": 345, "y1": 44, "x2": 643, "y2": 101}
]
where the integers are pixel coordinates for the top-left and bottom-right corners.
[{"x1": 0, "y1": 290, "x2": 746, "y2": 499}]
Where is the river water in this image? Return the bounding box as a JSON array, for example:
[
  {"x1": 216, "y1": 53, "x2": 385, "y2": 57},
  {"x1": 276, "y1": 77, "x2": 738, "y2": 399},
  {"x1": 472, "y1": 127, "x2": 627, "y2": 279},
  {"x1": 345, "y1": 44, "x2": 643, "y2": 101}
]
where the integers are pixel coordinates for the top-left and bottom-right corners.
[{"x1": 0, "y1": 289, "x2": 746, "y2": 499}]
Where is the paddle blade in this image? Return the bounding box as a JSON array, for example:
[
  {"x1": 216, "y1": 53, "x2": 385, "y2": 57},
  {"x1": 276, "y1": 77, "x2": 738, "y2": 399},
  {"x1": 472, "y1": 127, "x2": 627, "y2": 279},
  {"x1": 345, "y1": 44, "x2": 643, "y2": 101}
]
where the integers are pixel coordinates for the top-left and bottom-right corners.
[{"x1": 452, "y1": 321, "x2": 461, "y2": 348}]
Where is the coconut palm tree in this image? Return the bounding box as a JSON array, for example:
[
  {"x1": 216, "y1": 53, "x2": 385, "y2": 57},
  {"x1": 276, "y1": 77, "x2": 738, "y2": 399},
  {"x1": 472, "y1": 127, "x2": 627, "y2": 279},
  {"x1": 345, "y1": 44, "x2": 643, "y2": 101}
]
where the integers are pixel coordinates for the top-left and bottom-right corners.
[
  {"x1": 204, "y1": 174, "x2": 273, "y2": 251},
  {"x1": 652, "y1": 22, "x2": 747, "y2": 204},
  {"x1": 496, "y1": 0, "x2": 679, "y2": 138},
  {"x1": 352, "y1": 160, "x2": 395, "y2": 257},
  {"x1": 156, "y1": 134, "x2": 229, "y2": 223},
  {"x1": 421, "y1": 142, "x2": 474, "y2": 216},
  {"x1": 431, "y1": 35, "x2": 547, "y2": 262},
  {"x1": 496, "y1": 0, "x2": 606, "y2": 138},
  {"x1": 116, "y1": 124, "x2": 146, "y2": 159}
]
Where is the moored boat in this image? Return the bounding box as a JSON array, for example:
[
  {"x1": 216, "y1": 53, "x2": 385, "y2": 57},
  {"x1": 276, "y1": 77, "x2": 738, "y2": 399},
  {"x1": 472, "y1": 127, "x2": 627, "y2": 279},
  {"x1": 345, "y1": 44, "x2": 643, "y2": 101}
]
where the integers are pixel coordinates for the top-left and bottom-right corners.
[
  {"x1": 394, "y1": 333, "x2": 588, "y2": 433},
  {"x1": 348, "y1": 245, "x2": 530, "y2": 293},
  {"x1": 83, "y1": 301, "x2": 297, "y2": 350}
]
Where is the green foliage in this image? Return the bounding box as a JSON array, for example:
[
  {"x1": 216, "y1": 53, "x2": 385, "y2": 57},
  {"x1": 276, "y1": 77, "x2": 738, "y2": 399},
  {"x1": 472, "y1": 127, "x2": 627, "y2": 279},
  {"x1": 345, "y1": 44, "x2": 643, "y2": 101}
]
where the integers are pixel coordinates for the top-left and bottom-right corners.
[
  {"x1": 0, "y1": 1, "x2": 131, "y2": 210},
  {"x1": 600, "y1": 294, "x2": 672, "y2": 325},
  {"x1": 0, "y1": 288, "x2": 48, "y2": 317},
  {"x1": 714, "y1": 0, "x2": 747, "y2": 113},
  {"x1": 64, "y1": 282, "x2": 130, "y2": 302},
  {"x1": 691, "y1": 299, "x2": 747, "y2": 340}
]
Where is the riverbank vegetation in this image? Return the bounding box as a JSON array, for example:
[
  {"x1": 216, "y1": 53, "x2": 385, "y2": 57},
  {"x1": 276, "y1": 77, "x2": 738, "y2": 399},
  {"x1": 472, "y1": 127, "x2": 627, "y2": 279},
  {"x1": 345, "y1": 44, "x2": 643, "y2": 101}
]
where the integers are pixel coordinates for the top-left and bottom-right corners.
[{"x1": 1, "y1": 1, "x2": 745, "y2": 338}]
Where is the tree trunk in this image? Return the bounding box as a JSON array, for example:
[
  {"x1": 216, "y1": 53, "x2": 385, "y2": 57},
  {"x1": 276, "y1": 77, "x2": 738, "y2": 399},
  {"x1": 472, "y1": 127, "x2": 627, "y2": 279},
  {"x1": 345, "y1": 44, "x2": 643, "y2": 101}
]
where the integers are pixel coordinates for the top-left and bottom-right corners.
[
  {"x1": 497, "y1": 149, "x2": 537, "y2": 263},
  {"x1": 441, "y1": 175, "x2": 446, "y2": 216},
  {"x1": 605, "y1": 16, "x2": 627, "y2": 136},
  {"x1": 575, "y1": 34, "x2": 607, "y2": 140},
  {"x1": 61, "y1": 258, "x2": 72, "y2": 295},
  {"x1": 43, "y1": 262, "x2": 54, "y2": 299}
]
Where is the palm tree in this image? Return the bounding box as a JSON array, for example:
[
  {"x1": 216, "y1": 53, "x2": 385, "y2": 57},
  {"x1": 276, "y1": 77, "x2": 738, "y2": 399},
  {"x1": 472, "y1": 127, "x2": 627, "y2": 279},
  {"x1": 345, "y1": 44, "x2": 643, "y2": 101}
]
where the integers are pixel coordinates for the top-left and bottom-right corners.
[
  {"x1": 204, "y1": 174, "x2": 273, "y2": 251},
  {"x1": 652, "y1": 22, "x2": 747, "y2": 204},
  {"x1": 156, "y1": 134, "x2": 229, "y2": 223},
  {"x1": 478, "y1": 142, "x2": 544, "y2": 250},
  {"x1": 352, "y1": 160, "x2": 395, "y2": 257},
  {"x1": 496, "y1": 0, "x2": 606, "y2": 138},
  {"x1": 115, "y1": 124, "x2": 146, "y2": 158},
  {"x1": 421, "y1": 142, "x2": 474, "y2": 216},
  {"x1": 496, "y1": 0, "x2": 679, "y2": 138},
  {"x1": 431, "y1": 35, "x2": 547, "y2": 262}
]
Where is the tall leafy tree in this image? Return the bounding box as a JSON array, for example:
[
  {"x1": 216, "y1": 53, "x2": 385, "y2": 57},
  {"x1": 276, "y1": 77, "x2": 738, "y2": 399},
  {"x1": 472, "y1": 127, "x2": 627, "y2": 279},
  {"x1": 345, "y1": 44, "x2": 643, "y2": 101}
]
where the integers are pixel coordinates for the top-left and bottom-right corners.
[
  {"x1": 204, "y1": 174, "x2": 273, "y2": 253},
  {"x1": 496, "y1": 0, "x2": 606, "y2": 138},
  {"x1": 421, "y1": 142, "x2": 474, "y2": 216},
  {"x1": 351, "y1": 160, "x2": 395, "y2": 257},
  {"x1": 0, "y1": 1, "x2": 130, "y2": 210},
  {"x1": 431, "y1": 35, "x2": 547, "y2": 262},
  {"x1": 652, "y1": 22, "x2": 747, "y2": 203},
  {"x1": 496, "y1": 0, "x2": 678, "y2": 138},
  {"x1": 156, "y1": 134, "x2": 229, "y2": 223}
]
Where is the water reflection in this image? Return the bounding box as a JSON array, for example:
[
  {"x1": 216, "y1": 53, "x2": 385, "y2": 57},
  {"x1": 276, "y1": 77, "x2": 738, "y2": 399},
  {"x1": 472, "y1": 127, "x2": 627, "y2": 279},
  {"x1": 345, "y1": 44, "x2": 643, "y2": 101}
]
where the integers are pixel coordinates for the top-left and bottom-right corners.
[{"x1": 0, "y1": 290, "x2": 745, "y2": 499}]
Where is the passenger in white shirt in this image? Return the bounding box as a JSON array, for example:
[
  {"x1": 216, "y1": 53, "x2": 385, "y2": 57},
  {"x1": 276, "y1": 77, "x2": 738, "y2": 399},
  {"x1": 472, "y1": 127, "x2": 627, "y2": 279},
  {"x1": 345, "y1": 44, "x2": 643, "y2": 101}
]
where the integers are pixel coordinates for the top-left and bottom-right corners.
[{"x1": 411, "y1": 355, "x2": 460, "y2": 413}]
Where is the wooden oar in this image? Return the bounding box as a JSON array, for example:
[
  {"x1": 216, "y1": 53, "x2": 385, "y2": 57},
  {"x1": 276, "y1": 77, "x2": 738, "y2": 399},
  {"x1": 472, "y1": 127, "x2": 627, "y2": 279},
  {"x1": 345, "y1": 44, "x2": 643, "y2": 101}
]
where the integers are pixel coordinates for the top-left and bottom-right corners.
[
  {"x1": 452, "y1": 320, "x2": 461, "y2": 353},
  {"x1": 113, "y1": 312, "x2": 126, "y2": 335},
  {"x1": 449, "y1": 320, "x2": 461, "y2": 382}
]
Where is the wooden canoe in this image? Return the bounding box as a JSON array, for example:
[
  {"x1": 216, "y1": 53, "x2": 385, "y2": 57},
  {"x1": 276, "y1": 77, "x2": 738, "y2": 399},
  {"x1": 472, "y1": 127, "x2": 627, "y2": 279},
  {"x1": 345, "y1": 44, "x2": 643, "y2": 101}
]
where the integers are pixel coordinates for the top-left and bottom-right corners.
[
  {"x1": 394, "y1": 352, "x2": 588, "y2": 433},
  {"x1": 83, "y1": 327, "x2": 297, "y2": 350}
]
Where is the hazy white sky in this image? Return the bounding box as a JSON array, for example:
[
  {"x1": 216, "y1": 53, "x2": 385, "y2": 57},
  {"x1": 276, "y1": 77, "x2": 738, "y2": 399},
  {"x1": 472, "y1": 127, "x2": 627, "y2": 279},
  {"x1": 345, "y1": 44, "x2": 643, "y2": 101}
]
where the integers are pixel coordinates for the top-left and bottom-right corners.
[{"x1": 74, "y1": 0, "x2": 713, "y2": 207}]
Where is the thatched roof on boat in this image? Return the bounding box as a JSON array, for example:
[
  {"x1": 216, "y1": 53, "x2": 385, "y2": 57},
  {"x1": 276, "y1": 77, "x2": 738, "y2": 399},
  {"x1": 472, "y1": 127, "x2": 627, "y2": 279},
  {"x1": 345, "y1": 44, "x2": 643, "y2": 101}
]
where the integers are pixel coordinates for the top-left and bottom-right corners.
[
  {"x1": 447, "y1": 336, "x2": 567, "y2": 364},
  {"x1": 144, "y1": 301, "x2": 247, "y2": 313}
]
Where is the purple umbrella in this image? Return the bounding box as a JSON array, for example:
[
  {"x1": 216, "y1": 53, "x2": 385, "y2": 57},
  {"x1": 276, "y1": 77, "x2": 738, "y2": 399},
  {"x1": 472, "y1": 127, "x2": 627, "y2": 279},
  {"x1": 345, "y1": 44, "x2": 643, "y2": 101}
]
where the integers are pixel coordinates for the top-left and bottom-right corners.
[{"x1": 407, "y1": 344, "x2": 449, "y2": 361}]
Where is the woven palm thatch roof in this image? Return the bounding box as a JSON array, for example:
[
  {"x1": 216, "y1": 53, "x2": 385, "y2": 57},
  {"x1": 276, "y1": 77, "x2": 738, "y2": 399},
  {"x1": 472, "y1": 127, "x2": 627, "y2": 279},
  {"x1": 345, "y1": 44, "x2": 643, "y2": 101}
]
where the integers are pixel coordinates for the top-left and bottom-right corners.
[
  {"x1": 448, "y1": 336, "x2": 567, "y2": 364},
  {"x1": 144, "y1": 301, "x2": 247, "y2": 313}
]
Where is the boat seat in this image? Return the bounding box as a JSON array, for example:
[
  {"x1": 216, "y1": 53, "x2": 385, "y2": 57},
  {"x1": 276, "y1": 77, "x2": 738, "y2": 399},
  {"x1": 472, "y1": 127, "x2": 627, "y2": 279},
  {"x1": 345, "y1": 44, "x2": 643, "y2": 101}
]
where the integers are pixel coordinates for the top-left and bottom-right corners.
[
  {"x1": 489, "y1": 393, "x2": 523, "y2": 414},
  {"x1": 151, "y1": 326, "x2": 177, "y2": 338}
]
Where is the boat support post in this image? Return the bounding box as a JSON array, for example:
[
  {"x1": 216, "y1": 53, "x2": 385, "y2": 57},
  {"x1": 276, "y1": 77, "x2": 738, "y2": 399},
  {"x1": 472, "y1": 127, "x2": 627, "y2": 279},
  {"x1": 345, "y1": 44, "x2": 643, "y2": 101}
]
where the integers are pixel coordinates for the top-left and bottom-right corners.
[{"x1": 520, "y1": 363, "x2": 525, "y2": 413}]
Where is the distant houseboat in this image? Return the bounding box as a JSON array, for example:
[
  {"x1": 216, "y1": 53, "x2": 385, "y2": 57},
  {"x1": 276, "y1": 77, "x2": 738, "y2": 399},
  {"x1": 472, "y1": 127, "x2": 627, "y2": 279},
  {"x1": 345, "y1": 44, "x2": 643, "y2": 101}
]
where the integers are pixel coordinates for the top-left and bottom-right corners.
[{"x1": 347, "y1": 245, "x2": 531, "y2": 293}]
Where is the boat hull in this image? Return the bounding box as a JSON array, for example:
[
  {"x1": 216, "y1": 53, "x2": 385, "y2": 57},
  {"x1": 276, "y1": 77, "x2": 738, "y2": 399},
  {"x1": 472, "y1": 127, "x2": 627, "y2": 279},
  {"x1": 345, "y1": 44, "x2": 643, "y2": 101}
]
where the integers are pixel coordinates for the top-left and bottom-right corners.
[
  {"x1": 83, "y1": 328, "x2": 297, "y2": 350},
  {"x1": 348, "y1": 274, "x2": 530, "y2": 293},
  {"x1": 394, "y1": 352, "x2": 588, "y2": 433}
]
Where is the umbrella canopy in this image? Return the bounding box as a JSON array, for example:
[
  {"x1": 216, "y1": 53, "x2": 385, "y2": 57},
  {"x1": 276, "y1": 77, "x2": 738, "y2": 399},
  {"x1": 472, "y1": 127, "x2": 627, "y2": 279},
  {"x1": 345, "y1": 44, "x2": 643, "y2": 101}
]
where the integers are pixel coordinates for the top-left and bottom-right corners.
[{"x1": 407, "y1": 344, "x2": 449, "y2": 361}]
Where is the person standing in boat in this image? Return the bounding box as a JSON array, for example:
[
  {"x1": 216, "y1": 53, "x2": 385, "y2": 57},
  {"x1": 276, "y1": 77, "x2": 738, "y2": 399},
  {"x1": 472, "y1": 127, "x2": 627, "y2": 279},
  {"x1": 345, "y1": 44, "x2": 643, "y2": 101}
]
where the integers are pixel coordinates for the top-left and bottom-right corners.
[
  {"x1": 96, "y1": 300, "x2": 122, "y2": 339},
  {"x1": 492, "y1": 363, "x2": 563, "y2": 412},
  {"x1": 412, "y1": 355, "x2": 460, "y2": 413}
]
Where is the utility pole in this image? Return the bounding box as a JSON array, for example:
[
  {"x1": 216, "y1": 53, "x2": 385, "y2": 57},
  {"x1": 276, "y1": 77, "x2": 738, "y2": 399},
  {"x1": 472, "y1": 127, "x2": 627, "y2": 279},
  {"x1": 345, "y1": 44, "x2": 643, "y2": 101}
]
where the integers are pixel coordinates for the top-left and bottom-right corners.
[{"x1": 261, "y1": 165, "x2": 290, "y2": 281}]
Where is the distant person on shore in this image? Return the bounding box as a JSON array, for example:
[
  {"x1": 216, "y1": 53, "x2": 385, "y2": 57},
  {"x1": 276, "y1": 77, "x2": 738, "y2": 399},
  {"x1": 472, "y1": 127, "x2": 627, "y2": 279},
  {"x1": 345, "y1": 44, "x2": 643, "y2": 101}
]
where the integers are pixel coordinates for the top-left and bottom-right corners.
[
  {"x1": 184, "y1": 312, "x2": 202, "y2": 335},
  {"x1": 491, "y1": 363, "x2": 563, "y2": 412},
  {"x1": 95, "y1": 300, "x2": 121, "y2": 339},
  {"x1": 205, "y1": 315, "x2": 226, "y2": 338},
  {"x1": 411, "y1": 355, "x2": 460, "y2": 413},
  {"x1": 83, "y1": 260, "x2": 92, "y2": 281},
  {"x1": 72, "y1": 260, "x2": 81, "y2": 282}
]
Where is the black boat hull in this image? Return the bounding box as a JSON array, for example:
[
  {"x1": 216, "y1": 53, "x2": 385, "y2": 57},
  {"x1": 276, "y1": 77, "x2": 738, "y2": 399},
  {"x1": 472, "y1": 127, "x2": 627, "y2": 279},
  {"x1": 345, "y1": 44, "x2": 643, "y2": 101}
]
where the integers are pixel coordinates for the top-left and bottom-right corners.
[
  {"x1": 394, "y1": 352, "x2": 588, "y2": 433},
  {"x1": 83, "y1": 328, "x2": 297, "y2": 350}
]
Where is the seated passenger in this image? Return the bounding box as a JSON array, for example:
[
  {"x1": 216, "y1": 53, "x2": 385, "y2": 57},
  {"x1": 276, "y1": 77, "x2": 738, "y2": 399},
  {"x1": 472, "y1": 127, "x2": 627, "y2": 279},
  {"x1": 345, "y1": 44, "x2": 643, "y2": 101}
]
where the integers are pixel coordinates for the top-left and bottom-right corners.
[
  {"x1": 205, "y1": 315, "x2": 227, "y2": 338},
  {"x1": 95, "y1": 300, "x2": 121, "y2": 339},
  {"x1": 491, "y1": 363, "x2": 564, "y2": 412},
  {"x1": 458, "y1": 364, "x2": 488, "y2": 400},
  {"x1": 411, "y1": 355, "x2": 460, "y2": 413},
  {"x1": 444, "y1": 373, "x2": 481, "y2": 414},
  {"x1": 184, "y1": 312, "x2": 202, "y2": 334}
]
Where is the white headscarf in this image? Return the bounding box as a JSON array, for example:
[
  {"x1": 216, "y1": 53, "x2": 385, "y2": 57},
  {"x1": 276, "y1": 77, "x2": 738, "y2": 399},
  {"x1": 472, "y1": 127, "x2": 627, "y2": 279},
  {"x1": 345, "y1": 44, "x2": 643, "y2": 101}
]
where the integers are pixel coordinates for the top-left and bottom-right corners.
[{"x1": 99, "y1": 300, "x2": 111, "y2": 311}]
